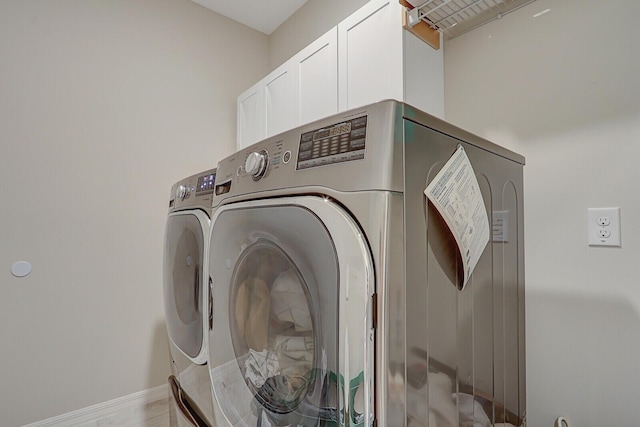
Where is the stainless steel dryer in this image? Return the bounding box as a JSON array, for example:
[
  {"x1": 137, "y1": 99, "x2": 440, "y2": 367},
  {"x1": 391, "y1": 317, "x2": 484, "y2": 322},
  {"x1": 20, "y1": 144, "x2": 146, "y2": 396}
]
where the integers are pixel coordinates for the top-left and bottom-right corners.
[
  {"x1": 208, "y1": 101, "x2": 526, "y2": 426},
  {"x1": 164, "y1": 168, "x2": 217, "y2": 426}
]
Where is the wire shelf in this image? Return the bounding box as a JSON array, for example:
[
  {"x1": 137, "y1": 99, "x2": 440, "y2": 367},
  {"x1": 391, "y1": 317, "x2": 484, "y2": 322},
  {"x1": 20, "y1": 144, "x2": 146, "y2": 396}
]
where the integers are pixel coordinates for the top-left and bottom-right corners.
[{"x1": 409, "y1": 0, "x2": 538, "y2": 39}]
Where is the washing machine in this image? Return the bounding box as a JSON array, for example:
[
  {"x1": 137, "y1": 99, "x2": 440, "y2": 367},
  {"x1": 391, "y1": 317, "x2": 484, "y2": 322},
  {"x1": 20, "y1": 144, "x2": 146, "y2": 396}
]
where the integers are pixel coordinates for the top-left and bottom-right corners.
[
  {"x1": 207, "y1": 100, "x2": 526, "y2": 426},
  {"x1": 164, "y1": 168, "x2": 217, "y2": 426}
]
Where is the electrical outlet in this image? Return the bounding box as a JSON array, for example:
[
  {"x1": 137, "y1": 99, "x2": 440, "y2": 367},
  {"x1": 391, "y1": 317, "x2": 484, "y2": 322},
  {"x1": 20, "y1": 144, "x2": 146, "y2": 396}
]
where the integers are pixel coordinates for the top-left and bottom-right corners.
[
  {"x1": 597, "y1": 228, "x2": 611, "y2": 238},
  {"x1": 588, "y1": 207, "x2": 621, "y2": 247}
]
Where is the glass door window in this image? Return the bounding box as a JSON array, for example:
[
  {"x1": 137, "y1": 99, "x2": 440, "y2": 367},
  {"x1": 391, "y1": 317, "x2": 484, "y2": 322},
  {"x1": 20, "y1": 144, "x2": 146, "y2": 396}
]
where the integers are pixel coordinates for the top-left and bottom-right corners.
[
  {"x1": 164, "y1": 212, "x2": 208, "y2": 362},
  {"x1": 208, "y1": 196, "x2": 374, "y2": 427},
  {"x1": 231, "y1": 240, "x2": 316, "y2": 416}
]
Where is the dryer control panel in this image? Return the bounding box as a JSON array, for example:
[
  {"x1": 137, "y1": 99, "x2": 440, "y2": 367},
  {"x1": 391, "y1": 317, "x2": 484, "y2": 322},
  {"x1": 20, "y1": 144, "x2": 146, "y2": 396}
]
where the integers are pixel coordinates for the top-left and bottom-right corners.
[{"x1": 169, "y1": 169, "x2": 216, "y2": 212}]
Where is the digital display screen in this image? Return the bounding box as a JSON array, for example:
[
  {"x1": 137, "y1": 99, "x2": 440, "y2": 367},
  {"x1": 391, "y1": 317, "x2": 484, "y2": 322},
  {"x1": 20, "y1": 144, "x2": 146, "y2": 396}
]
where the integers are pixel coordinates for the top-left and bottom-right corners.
[{"x1": 312, "y1": 123, "x2": 352, "y2": 141}]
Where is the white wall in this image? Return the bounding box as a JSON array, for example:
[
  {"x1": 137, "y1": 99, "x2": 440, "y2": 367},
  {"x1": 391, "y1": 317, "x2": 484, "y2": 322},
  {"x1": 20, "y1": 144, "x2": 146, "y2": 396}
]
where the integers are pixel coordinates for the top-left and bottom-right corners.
[
  {"x1": 445, "y1": 0, "x2": 640, "y2": 425},
  {"x1": 268, "y1": 0, "x2": 369, "y2": 70},
  {"x1": 0, "y1": 1, "x2": 268, "y2": 426}
]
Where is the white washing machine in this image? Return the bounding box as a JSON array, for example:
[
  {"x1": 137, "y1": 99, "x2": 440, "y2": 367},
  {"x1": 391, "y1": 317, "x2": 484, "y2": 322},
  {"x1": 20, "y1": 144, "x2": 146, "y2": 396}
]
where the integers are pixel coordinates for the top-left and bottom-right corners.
[
  {"x1": 164, "y1": 168, "x2": 217, "y2": 426},
  {"x1": 207, "y1": 101, "x2": 526, "y2": 426}
]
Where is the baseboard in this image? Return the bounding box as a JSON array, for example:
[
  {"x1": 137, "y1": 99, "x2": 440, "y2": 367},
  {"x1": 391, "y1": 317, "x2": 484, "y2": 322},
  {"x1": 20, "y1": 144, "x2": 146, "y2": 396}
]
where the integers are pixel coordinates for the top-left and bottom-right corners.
[{"x1": 23, "y1": 384, "x2": 169, "y2": 427}]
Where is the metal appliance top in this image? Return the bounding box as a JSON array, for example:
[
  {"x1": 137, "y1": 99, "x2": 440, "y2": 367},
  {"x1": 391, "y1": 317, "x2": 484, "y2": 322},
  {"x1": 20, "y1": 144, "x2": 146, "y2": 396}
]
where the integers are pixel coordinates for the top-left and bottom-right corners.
[
  {"x1": 213, "y1": 100, "x2": 523, "y2": 207},
  {"x1": 168, "y1": 168, "x2": 217, "y2": 213}
]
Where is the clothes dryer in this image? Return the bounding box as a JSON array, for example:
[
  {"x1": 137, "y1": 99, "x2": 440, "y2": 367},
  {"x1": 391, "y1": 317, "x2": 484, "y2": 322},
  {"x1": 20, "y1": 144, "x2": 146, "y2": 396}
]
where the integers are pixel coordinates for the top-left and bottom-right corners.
[
  {"x1": 208, "y1": 101, "x2": 526, "y2": 426},
  {"x1": 164, "y1": 168, "x2": 216, "y2": 426}
]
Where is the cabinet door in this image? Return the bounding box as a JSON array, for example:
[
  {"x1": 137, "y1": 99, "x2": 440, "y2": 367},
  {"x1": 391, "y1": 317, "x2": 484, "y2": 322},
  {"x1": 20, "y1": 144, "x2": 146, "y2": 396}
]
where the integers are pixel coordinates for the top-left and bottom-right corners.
[
  {"x1": 338, "y1": 0, "x2": 403, "y2": 111},
  {"x1": 264, "y1": 62, "x2": 298, "y2": 139},
  {"x1": 294, "y1": 27, "x2": 338, "y2": 126},
  {"x1": 237, "y1": 81, "x2": 264, "y2": 150}
]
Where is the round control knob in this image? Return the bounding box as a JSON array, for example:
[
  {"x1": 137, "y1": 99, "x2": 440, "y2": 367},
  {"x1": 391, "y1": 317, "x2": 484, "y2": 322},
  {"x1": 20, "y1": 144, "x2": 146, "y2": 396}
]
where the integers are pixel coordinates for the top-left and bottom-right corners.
[
  {"x1": 175, "y1": 184, "x2": 189, "y2": 200},
  {"x1": 244, "y1": 150, "x2": 268, "y2": 179}
]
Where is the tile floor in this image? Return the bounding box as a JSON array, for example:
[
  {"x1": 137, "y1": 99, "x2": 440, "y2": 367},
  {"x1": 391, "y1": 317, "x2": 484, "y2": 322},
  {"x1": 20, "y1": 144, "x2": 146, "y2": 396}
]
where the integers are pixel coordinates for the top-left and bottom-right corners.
[
  {"x1": 41, "y1": 393, "x2": 175, "y2": 427},
  {"x1": 97, "y1": 396, "x2": 173, "y2": 427}
]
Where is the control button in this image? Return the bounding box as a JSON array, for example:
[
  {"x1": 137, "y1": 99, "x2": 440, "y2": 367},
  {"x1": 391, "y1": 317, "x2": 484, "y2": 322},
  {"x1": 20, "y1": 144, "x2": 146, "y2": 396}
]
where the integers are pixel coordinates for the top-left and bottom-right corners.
[
  {"x1": 300, "y1": 141, "x2": 313, "y2": 151},
  {"x1": 352, "y1": 116, "x2": 367, "y2": 128},
  {"x1": 244, "y1": 150, "x2": 268, "y2": 180},
  {"x1": 237, "y1": 166, "x2": 243, "y2": 176},
  {"x1": 282, "y1": 150, "x2": 292, "y2": 164},
  {"x1": 301, "y1": 132, "x2": 313, "y2": 143},
  {"x1": 350, "y1": 138, "x2": 365, "y2": 149},
  {"x1": 351, "y1": 128, "x2": 366, "y2": 139},
  {"x1": 349, "y1": 151, "x2": 365, "y2": 160},
  {"x1": 299, "y1": 150, "x2": 312, "y2": 161}
]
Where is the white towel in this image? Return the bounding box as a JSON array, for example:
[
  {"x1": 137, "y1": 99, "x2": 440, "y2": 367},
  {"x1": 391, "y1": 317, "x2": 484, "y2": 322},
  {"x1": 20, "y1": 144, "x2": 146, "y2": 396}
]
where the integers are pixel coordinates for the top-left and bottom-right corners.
[
  {"x1": 454, "y1": 392, "x2": 491, "y2": 427},
  {"x1": 407, "y1": 372, "x2": 457, "y2": 426},
  {"x1": 270, "y1": 269, "x2": 313, "y2": 332}
]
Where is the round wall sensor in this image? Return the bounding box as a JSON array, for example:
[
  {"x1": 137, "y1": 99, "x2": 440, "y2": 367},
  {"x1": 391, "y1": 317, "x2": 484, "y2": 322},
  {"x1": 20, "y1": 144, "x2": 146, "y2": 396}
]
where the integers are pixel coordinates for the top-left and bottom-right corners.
[{"x1": 11, "y1": 261, "x2": 32, "y2": 277}]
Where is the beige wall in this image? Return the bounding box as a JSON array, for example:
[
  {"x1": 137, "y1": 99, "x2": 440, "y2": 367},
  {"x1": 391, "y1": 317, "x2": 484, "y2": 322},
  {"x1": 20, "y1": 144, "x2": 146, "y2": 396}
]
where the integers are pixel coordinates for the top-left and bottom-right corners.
[
  {"x1": 445, "y1": 0, "x2": 640, "y2": 424},
  {"x1": 268, "y1": 0, "x2": 369, "y2": 70},
  {"x1": 7, "y1": 0, "x2": 639, "y2": 424},
  {"x1": 0, "y1": 1, "x2": 268, "y2": 425}
]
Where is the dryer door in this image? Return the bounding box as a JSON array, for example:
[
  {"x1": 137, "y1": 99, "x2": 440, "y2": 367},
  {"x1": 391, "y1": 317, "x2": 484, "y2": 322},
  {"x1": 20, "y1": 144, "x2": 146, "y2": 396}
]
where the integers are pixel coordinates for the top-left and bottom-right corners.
[
  {"x1": 164, "y1": 210, "x2": 210, "y2": 364},
  {"x1": 208, "y1": 196, "x2": 374, "y2": 427}
]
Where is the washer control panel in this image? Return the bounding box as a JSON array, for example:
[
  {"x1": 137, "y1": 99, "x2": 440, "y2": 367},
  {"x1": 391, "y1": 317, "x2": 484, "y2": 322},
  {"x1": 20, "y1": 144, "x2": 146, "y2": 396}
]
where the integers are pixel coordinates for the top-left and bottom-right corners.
[
  {"x1": 296, "y1": 115, "x2": 367, "y2": 170},
  {"x1": 214, "y1": 112, "x2": 372, "y2": 200}
]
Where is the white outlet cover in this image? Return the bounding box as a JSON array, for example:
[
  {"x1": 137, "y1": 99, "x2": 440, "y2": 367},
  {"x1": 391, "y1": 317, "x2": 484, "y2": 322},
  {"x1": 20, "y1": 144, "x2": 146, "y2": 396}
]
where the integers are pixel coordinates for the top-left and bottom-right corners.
[{"x1": 588, "y1": 207, "x2": 621, "y2": 247}]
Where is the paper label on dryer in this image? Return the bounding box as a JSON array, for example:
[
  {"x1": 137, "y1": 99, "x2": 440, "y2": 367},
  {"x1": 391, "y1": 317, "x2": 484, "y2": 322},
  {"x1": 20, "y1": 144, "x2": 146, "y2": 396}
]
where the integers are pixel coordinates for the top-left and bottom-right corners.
[{"x1": 424, "y1": 146, "x2": 490, "y2": 289}]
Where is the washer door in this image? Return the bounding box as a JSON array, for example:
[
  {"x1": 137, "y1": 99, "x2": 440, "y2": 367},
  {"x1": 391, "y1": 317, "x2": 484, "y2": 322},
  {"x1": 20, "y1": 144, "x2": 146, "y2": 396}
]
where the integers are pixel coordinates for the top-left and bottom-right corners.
[
  {"x1": 208, "y1": 196, "x2": 374, "y2": 426},
  {"x1": 164, "y1": 210, "x2": 210, "y2": 364}
]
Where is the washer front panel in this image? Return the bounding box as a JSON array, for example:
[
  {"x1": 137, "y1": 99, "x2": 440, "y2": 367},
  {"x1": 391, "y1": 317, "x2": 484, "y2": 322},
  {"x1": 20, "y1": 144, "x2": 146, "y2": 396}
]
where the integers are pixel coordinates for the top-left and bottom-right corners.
[{"x1": 208, "y1": 196, "x2": 374, "y2": 426}]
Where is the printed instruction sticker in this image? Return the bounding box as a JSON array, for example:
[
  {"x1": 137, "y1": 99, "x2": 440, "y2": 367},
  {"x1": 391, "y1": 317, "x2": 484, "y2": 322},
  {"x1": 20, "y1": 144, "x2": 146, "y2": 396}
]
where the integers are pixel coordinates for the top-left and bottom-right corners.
[{"x1": 424, "y1": 146, "x2": 490, "y2": 289}]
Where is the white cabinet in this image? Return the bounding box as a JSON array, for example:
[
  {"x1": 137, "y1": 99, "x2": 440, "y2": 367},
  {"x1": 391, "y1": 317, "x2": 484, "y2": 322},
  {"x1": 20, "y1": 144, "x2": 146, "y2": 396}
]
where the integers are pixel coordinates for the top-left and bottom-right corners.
[
  {"x1": 295, "y1": 27, "x2": 339, "y2": 126},
  {"x1": 237, "y1": 28, "x2": 338, "y2": 150},
  {"x1": 237, "y1": 0, "x2": 444, "y2": 150},
  {"x1": 264, "y1": 61, "x2": 297, "y2": 139},
  {"x1": 237, "y1": 81, "x2": 264, "y2": 149},
  {"x1": 338, "y1": 0, "x2": 444, "y2": 118},
  {"x1": 338, "y1": 0, "x2": 404, "y2": 111},
  {"x1": 237, "y1": 62, "x2": 297, "y2": 150}
]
